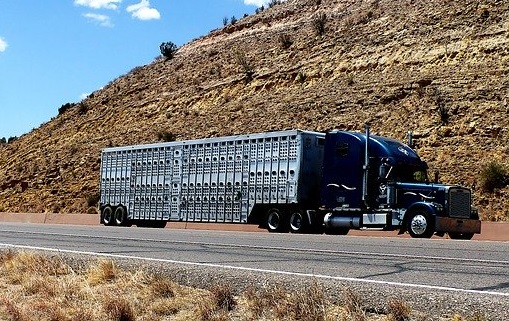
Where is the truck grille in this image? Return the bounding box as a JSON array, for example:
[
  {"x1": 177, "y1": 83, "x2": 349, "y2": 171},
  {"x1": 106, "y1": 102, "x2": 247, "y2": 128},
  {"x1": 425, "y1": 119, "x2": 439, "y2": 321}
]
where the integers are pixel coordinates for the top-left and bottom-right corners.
[{"x1": 448, "y1": 187, "x2": 471, "y2": 219}]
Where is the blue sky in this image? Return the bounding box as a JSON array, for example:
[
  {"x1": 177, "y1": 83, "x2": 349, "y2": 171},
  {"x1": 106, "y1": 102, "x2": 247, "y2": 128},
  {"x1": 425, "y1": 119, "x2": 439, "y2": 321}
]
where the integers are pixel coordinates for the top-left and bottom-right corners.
[{"x1": 0, "y1": 0, "x2": 272, "y2": 139}]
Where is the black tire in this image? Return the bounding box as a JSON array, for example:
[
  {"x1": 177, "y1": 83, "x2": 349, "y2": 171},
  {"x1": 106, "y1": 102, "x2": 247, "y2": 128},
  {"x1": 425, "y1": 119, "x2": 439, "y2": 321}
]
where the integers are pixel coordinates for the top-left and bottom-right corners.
[
  {"x1": 289, "y1": 211, "x2": 307, "y2": 233},
  {"x1": 448, "y1": 232, "x2": 474, "y2": 240},
  {"x1": 406, "y1": 210, "x2": 434, "y2": 238},
  {"x1": 114, "y1": 206, "x2": 128, "y2": 226},
  {"x1": 102, "y1": 206, "x2": 114, "y2": 226},
  {"x1": 266, "y1": 208, "x2": 288, "y2": 233}
]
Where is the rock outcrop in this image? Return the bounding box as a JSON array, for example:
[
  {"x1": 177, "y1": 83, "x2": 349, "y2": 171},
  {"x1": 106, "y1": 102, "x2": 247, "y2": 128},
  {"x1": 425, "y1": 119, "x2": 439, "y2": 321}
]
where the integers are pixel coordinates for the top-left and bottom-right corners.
[{"x1": 1, "y1": 0, "x2": 508, "y2": 220}]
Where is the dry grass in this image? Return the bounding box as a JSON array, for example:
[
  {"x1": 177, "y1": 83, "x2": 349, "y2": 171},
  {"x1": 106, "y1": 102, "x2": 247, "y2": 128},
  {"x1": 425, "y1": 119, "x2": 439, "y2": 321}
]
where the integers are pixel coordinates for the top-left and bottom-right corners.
[{"x1": 0, "y1": 250, "x2": 486, "y2": 321}]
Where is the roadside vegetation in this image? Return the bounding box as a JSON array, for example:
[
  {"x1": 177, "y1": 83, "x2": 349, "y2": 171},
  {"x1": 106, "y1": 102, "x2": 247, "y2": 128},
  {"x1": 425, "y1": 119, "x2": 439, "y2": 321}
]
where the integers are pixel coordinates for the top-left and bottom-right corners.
[{"x1": 0, "y1": 250, "x2": 487, "y2": 321}]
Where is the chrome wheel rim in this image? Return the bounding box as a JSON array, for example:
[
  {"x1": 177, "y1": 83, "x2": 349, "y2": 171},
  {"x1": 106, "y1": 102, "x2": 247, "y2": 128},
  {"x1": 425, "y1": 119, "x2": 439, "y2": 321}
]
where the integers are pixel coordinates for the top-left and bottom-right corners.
[{"x1": 410, "y1": 214, "x2": 428, "y2": 235}]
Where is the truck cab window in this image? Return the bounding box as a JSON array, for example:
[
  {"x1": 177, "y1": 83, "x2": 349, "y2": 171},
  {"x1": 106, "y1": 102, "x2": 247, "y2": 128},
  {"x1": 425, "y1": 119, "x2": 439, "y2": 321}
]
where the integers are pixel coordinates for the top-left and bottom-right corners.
[{"x1": 391, "y1": 166, "x2": 428, "y2": 183}]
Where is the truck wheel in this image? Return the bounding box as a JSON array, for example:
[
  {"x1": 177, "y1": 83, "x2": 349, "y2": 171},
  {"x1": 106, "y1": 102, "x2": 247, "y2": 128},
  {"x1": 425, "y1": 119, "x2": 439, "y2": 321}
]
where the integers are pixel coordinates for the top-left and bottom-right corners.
[
  {"x1": 102, "y1": 206, "x2": 114, "y2": 226},
  {"x1": 114, "y1": 206, "x2": 128, "y2": 226},
  {"x1": 289, "y1": 211, "x2": 307, "y2": 233},
  {"x1": 266, "y1": 208, "x2": 288, "y2": 233},
  {"x1": 407, "y1": 210, "x2": 434, "y2": 238},
  {"x1": 448, "y1": 232, "x2": 474, "y2": 240}
]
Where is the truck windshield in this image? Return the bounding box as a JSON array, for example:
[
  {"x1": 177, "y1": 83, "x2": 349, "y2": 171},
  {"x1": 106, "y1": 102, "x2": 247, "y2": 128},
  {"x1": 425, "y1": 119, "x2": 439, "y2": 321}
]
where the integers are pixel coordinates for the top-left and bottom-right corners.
[{"x1": 392, "y1": 166, "x2": 428, "y2": 183}]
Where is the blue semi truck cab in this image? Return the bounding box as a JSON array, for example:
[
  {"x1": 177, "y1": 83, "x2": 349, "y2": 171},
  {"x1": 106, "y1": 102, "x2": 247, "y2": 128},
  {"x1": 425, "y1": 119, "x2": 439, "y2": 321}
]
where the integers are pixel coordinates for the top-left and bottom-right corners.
[{"x1": 314, "y1": 127, "x2": 481, "y2": 239}]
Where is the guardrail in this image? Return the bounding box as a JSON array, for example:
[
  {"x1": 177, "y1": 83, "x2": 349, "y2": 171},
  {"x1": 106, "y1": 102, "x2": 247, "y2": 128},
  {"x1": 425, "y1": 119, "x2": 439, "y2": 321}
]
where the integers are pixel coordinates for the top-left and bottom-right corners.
[{"x1": 0, "y1": 213, "x2": 507, "y2": 241}]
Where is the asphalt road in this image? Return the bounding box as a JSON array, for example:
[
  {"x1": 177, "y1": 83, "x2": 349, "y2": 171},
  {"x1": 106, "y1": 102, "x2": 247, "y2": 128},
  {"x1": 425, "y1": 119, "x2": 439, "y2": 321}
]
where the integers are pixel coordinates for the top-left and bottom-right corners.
[{"x1": 0, "y1": 222, "x2": 508, "y2": 296}]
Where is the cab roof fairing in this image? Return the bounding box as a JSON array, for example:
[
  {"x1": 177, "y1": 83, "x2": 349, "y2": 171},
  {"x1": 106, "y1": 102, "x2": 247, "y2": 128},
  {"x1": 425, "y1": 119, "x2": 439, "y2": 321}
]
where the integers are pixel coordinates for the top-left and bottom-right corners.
[{"x1": 326, "y1": 130, "x2": 423, "y2": 165}]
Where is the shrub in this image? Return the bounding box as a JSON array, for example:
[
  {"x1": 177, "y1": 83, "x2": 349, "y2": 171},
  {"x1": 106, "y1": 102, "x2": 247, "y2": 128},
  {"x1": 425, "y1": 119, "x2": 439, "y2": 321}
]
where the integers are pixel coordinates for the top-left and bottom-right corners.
[
  {"x1": 278, "y1": 33, "x2": 293, "y2": 49},
  {"x1": 433, "y1": 88, "x2": 449, "y2": 125},
  {"x1": 86, "y1": 193, "x2": 100, "y2": 207},
  {"x1": 230, "y1": 16, "x2": 237, "y2": 25},
  {"x1": 480, "y1": 161, "x2": 508, "y2": 192},
  {"x1": 157, "y1": 131, "x2": 176, "y2": 142},
  {"x1": 160, "y1": 42, "x2": 178, "y2": 59},
  {"x1": 58, "y1": 102, "x2": 75, "y2": 115},
  {"x1": 296, "y1": 71, "x2": 307, "y2": 83},
  {"x1": 269, "y1": 0, "x2": 282, "y2": 8},
  {"x1": 387, "y1": 298, "x2": 411, "y2": 321},
  {"x1": 0, "y1": 137, "x2": 6, "y2": 144},
  {"x1": 78, "y1": 102, "x2": 88, "y2": 115},
  {"x1": 234, "y1": 50, "x2": 255, "y2": 83},
  {"x1": 313, "y1": 13, "x2": 327, "y2": 36},
  {"x1": 104, "y1": 297, "x2": 135, "y2": 321},
  {"x1": 223, "y1": 17, "x2": 228, "y2": 26},
  {"x1": 209, "y1": 284, "x2": 236, "y2": 311}
]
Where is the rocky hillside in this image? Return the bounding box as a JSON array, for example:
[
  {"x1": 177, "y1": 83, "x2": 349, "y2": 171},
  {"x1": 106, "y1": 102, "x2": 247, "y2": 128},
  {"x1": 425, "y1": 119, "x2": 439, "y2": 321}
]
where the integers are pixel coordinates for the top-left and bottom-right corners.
[{"x1": 1, "y1": 0, "x2": 508, "y2": 220}]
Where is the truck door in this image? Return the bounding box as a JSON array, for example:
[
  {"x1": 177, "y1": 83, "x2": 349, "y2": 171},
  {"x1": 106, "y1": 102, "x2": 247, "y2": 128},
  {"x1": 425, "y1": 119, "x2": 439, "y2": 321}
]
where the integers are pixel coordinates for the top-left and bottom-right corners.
[{"x1": 321, "y1": 132, "x2": 364, "y2": 209}]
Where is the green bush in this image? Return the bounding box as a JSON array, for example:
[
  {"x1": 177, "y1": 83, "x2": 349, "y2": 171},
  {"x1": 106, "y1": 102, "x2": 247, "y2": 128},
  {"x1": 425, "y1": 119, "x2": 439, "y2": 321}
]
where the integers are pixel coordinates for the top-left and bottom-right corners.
[
  {"x1": 480, "y1": 161, "x2": 508, "y2": 192},
  {"x1": 160, "y1": 42, "x2": 178, "y2": 59}
]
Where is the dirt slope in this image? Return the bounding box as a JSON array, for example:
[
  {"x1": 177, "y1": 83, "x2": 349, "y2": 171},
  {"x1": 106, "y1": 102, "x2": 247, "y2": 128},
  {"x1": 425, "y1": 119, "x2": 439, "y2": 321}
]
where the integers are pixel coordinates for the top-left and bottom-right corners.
[{"x1": 1, "y1": 0, "x2": 508, "y2": 220}]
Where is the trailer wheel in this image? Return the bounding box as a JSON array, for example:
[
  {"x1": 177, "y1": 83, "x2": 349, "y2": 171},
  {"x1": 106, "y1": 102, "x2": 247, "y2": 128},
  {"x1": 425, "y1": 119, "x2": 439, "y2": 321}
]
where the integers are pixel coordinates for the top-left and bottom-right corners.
[
  {"x1": 289, "y1": 211, "x2": 307, "y2": 233},
  {"x1": 406, "y1": 210, "x2": 434, "y2": 238},
  {"x1": 102, "y1": 206, "x2": 114, "y2": 226},
  {"x1": 114, "y1": 206, "x2": 128, "y2": 227},
  {"x1": 266, "y1": 208, "x2": 288, "y2": 233},
  {"x1": 448, "y1": 232, "x2": 474, "y2": 240}
]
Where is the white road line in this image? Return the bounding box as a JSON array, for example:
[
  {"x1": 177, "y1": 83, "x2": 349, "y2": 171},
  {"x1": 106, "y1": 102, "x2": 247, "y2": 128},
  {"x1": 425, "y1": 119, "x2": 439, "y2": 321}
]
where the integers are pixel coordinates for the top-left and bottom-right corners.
[
  {"x1": 1, "y1": 242, "x2": 508, "y2": 297},
  {"x1": 1, "y1": 229, "x2": 508, "y2": 265}
]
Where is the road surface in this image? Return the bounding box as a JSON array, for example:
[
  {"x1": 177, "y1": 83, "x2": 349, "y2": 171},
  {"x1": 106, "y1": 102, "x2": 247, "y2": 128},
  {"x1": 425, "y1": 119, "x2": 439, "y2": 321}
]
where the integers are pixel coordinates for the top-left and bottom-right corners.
[{"x1": 0, "y1": 222, "x2": 507, "y2": 296}]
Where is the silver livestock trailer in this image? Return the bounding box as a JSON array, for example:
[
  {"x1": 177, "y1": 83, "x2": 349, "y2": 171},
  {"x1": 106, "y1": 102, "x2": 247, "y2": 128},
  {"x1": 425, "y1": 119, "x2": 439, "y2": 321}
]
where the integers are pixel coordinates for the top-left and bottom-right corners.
[{"x1": 99, "y1": 130, "x2": 325, "y2": 228}]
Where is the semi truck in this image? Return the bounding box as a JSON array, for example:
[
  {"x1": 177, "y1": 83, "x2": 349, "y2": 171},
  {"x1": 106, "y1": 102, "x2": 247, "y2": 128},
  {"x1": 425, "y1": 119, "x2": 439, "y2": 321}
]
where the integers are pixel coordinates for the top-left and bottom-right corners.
[{"x1": 99, "y1": 127, "x2": 481, "y2": 239}]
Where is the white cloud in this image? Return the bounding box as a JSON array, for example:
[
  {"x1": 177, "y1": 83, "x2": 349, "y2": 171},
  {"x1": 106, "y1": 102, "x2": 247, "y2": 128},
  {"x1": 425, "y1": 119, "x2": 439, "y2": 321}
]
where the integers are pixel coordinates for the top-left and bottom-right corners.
[
  {"x1": 74, "y1": 0, "x2": 121, "y2": 10},
  {"x1": 243, "y1": 0, "x2": 269, "y2": 6},
  {"x1": 126, "y1": 0, "x2": 160, "y2": 20},
  {"x1": 83, "y1": 13, "x2": 114, "y2": 27},
  {"x1": 243, "y1": 0, "x2": 287, "y2": 7},
  {"x1": 0, "y1": 37, "x2": 7, "y2": 52},
  {"x1": 80, "y1": 93, "x2": 90, "y2": 100}
]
